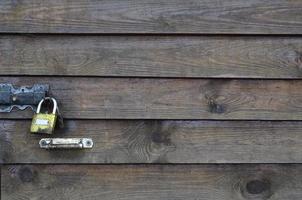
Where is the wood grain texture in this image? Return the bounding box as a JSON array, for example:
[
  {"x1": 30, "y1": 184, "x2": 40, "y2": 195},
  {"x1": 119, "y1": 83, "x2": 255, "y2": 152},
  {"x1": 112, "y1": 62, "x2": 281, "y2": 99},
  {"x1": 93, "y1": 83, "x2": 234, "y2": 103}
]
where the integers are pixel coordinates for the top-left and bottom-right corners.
[
  {"x1": 1, "y1": 120, "x2": 302, "y2": 164},
  {"x1": 1, "y1": 36, "x2": 302, "y2": 78},
  {"x1": 1, "y1": 77, "x2": 302, "y2": 120},
  {"x1": 2, "y1": 165, "x2": 302, "y2": 200},
  {"x1": 1, "y1": 0, "x2": 302, "y2": 34}
]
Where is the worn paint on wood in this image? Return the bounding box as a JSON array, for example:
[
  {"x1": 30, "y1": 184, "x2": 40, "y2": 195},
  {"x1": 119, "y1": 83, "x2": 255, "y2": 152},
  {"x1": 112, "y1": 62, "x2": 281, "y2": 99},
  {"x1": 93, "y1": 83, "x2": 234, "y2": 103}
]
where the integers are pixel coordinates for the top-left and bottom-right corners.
[
  {"x1": 1, "y1": 120, "x2": 302, "y2": 164},
  {"x1": 2, "y1": 165, "x2": 302, "y2": 200},
  {"x1": 1, "y1": 78, "x2": 302, "y2": 120},
  {"x1": 1, "y1": 36, "x2": 302, "y2": 78},
  {"x1": 1, "y1": 0, "x2": 302, "y2": 34}
]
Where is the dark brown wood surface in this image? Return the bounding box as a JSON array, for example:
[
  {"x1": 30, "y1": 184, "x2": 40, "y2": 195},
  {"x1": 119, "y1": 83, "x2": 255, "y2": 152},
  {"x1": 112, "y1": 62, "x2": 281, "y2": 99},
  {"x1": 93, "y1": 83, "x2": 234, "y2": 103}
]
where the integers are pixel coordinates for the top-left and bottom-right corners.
[
  {"x1": 1, "y1": 0, "x2": 302, "y2": 199},
  {"x1": 1, "y1": 120, "x2": 302, "y2": 164},
  {"x1": 1, "y1": 36, "x2": 302, "y2": 78},
  {"x1": 1, "y1": 77, "x2": 302, "y2": 120},
  {"x1": 1, "y1": 0, "x2": 302, "y2": 34},
  {"x1": 2, "y1": 164, "x2": 302, "y2": 200}
]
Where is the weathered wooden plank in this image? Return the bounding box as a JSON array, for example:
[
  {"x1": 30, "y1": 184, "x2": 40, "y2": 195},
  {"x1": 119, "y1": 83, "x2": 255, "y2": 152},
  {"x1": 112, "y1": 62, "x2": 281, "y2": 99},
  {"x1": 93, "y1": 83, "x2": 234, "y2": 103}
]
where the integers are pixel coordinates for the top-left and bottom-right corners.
[
  {"x1": 2, "y1": 165, "x2": 302, "y2": 200},
  {"x1": 1, "y1": 0, "x2": 302, "y2": 34},
  {"x1": 1, "y1": 36, "x2": 302, "y2": 78},
  {"x1": 1, "y1": 78, "x2": 302, "y2": 120},
  {"x1": 1, "y1": 120, "x2": 302, "y2": 164}
]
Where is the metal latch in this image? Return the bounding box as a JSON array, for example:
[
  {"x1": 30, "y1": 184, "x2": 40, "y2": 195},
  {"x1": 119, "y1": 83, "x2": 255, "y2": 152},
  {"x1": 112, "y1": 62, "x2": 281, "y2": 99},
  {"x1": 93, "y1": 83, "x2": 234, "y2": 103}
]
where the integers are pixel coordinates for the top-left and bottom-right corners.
[
  {"x1": 0, "y1": 83, "x2": 49, "y2": 112},
  {"x1": 39, "y1": 138, "x2": 93, "y2": 149}
]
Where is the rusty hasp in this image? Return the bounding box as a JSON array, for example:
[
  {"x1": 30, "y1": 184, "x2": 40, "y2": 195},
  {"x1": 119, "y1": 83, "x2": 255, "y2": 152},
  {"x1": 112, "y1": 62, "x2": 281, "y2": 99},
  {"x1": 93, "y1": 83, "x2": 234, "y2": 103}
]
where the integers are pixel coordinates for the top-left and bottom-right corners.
[
  {"x1": 0, "y1": 83, "x2": 49, "y2": 112},
  {"x1": 39, "y1": 138, "x2": 94, "y2": 149}
]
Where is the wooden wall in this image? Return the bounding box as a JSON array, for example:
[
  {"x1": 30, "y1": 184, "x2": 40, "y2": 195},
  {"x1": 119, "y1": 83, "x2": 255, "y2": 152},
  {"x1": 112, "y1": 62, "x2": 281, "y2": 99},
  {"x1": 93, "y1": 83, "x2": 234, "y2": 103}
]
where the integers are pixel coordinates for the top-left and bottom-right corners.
[{"x1": 1, "y1": 0, "x2": 302, "y2": 199}]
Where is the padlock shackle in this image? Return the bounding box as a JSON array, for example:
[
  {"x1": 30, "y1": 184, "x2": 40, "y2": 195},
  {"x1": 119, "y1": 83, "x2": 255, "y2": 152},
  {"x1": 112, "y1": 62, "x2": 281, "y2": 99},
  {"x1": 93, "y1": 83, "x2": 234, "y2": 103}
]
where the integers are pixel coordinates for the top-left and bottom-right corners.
[{"x1": 36, "y1": 97, "x2": 58, "y2": 114}]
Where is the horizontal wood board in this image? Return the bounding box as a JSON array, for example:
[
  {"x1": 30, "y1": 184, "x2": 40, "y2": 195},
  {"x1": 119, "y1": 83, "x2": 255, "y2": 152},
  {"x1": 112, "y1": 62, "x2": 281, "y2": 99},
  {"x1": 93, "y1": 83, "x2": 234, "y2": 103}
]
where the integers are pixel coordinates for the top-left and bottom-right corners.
[
  {"x1": 1, "y1": 120, "x2": 302, "y2": 164},
  {"x1": 1, "y1": 0, "x2": 302, "y2": 34},
  {"x1": 1, "y1": 36, "x2": 302, "y2": 78},
  {"x1": 1, "y1": 78, "x2": 302, "y2": 120},
  {"x1": 2, "y1": 165, "x2": 302, "y2": 200}
]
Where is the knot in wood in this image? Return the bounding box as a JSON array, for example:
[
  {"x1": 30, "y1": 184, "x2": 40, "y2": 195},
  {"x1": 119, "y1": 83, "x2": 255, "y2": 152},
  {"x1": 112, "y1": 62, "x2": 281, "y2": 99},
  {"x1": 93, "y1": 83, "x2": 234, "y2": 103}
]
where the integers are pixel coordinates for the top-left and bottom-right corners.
[
  {"x1": 18, "y1": 166, "x2": 35, "y2": 183},
  {"x1": 238, "y1": 178, "x2": 273, "y2": 200},
  {"x1": 151, "y1": 131, "x2": 172, "y2": 146},
  {"x1": 295, "y1": 51, "x2": 302, "y2": 71},
  {"x1": 207, "y1": 98, "x2": 226, "y2": 114},
  {"x1": 246, "y1": 180, "x2": 270, "y2": 195}
]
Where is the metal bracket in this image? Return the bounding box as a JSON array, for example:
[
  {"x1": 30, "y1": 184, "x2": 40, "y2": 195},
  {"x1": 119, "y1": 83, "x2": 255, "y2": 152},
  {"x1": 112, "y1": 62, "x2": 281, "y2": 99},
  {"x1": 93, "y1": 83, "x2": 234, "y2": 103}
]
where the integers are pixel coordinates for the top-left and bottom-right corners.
[
  {"x1": 0, "y1": 83, "x2": 49, "y2": 113},
  {"x1": 39, "y1": 138, "x2": 94, "y2": 149}
]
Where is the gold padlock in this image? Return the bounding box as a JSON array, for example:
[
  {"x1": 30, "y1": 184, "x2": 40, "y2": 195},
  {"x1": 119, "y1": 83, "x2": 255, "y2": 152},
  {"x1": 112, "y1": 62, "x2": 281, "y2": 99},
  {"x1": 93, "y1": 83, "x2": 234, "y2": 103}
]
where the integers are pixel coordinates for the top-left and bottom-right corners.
[{"x1": 30, "y1": 97, "x2": 58, "y2": 134}]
